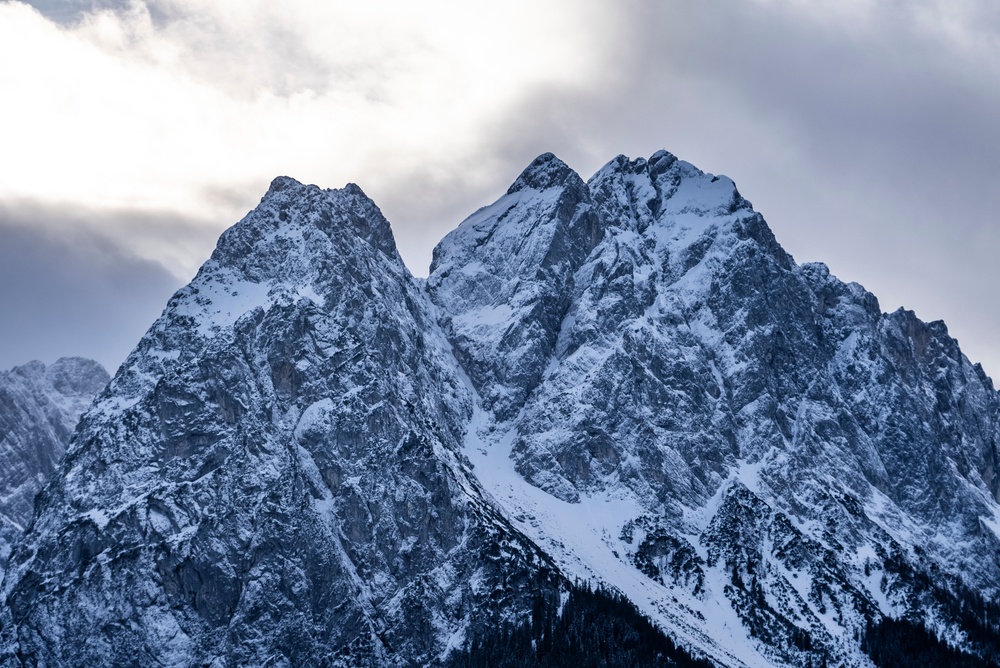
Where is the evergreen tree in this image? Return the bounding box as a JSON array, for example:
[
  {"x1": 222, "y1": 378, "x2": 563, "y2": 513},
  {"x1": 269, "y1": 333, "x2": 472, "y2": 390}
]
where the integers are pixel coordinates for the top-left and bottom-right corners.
[{"x1": 447, "y1": 582, "x2": 715, "y2": 668}]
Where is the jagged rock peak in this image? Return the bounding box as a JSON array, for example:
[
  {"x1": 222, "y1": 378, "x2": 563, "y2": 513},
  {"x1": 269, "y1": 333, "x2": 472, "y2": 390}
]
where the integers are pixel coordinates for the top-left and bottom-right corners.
[
  {"x1": 43, "y1": 357, "x2": 109, "y2": 396},
  {"x1": 428, "y1": 152, "x2": 602, "y2": 421},
  {"x1": 588, "y1": 150, "x2": 754, "y2": 235},
  {"x1": 225, "y1": 175, "x2": 399, "y2": 262},
  {"x1": 264, "y1": 174, "x2": 302, "y2": 194},
  {"x1": 506, "y1": 152, "x2": 583, "y2": 194},
  {"x1": 599, "y1": 149, "x2": 678, "y2": 177},
  {"x1": 5, "y1": 357, "x2": 108, "y2": 397},
  {"x1": 646, "y1": 148, "x2": 679, "y2": 172}
]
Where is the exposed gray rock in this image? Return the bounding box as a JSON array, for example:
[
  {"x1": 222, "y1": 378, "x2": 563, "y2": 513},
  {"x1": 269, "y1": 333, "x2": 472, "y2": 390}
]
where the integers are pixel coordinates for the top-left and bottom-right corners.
[{"x1": 428, "y1": 153, "x2": 603, "y2": 422}]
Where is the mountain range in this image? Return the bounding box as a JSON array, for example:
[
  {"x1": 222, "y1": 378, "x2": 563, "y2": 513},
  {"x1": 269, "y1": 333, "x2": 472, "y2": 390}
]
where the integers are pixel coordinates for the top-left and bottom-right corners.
[{"x1": 1, "y1": 151, "x2": 998, "y2": 667}]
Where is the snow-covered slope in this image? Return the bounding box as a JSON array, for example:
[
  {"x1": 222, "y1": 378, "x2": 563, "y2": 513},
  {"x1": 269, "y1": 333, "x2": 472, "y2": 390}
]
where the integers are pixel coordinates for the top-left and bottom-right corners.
[
  {"x1": 0, "y1": 357, "x2": 108, "y2": 580},
  {"x1": 3, "y1": 153, "x2": 999, "y2": 667}
]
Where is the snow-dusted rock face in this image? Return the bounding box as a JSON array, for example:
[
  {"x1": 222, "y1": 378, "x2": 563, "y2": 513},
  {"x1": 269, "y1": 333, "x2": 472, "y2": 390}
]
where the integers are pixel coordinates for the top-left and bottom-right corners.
[
  {"x1": 429, "y1": 153, "x2": 603, "y2": 422},
  {"x1": 1, "y1": 179, "x2": 559, "y2": 666},
  {"x1": 0, "y1": 357, "x2": 108, "y2": 579},
  {"x1": 3, "y1": 152, "x2": 1000, "y2": 667}
]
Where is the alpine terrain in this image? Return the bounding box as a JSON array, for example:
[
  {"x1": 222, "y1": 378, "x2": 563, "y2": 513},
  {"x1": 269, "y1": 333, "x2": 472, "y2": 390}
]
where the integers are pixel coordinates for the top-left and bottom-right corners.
[
  {"x1": 0, "y1": 358, "x2": 109, "y2": 582},
  {"x1": 2, "y1": 151, "x2": 999, "y2": 667}
]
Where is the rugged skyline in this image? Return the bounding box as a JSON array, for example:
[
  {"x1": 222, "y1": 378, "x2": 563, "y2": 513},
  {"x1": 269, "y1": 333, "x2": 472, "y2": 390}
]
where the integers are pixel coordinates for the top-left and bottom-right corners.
[
  {"x1": 1, "y1": 1, "x2": 998, "y2": 379},
  {"x1": 4, "y1": 150, "x2": 999, "y2": 666}
]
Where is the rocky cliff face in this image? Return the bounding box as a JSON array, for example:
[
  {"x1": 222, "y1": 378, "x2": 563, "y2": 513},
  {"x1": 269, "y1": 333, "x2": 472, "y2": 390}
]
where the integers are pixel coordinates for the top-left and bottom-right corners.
[
  {"x1": 2, "y1": 153, "x2": 999, "y2": 667},
  {"x1": 0, "y1": 357, "x2": 108, "y2": 580}
]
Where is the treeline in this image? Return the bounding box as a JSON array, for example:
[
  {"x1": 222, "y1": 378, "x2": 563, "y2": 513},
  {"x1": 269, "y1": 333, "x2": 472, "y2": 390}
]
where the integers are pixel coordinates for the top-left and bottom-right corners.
[
  {"x1": 941, "y1": 582, "x2": 1000, "y2": 658},
  {"x1": 879, "y1": 553, "x2": 1000, "y2": 663},
  {"x1": 446, "y1": 582, "x2": 714, "y2": 668},
  {"x1": 862, "y1": 617, "x2": 999, "y2": 668}
]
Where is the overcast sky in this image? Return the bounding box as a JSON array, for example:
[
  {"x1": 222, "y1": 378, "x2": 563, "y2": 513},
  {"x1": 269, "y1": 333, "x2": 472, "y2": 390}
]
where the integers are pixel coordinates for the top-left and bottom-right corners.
[{"x1": 1, "y1": 0, "x2": 998, "y2": 381}]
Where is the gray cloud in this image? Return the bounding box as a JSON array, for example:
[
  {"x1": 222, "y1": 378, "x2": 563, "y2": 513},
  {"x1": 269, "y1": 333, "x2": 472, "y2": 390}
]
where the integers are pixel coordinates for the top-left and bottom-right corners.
[
  {"x1": 0, "y1": 204, "x2": 189, "y2": 373},
  {"x1": 365, "y1": 84, "x2": 607, "y2": 276},
  {"x1": 23, "y1": 0, "x2": 126, "y2": 24},
  {"x1": 5, "y1": 0, "x2": 999, "y2": 382}
]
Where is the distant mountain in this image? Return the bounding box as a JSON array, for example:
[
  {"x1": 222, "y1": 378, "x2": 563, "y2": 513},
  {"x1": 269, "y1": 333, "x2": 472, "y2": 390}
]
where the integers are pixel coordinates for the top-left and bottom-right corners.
[
  {"x1": 3, "y1": 153, "x2": 998, "y2": 667},
  {"x1": 0, "y1": 357, "x2": 108, "y2": 580}
]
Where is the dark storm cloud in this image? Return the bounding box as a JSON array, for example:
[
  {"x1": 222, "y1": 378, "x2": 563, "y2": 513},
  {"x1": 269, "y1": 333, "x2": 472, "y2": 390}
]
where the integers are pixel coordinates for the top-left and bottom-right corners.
[{"x1": 0, "y1": 204, "x2": 190, "y2": 374}]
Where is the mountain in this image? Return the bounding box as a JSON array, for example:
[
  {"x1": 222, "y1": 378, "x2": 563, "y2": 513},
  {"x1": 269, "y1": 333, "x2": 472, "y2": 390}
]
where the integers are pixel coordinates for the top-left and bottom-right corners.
[
  {"x1": 0, "y1": 357, "x2": 109, "y2": 581},
  {"x1": 0, "y1": 179, "x2": 562, "y2": 667},
  {"x1": 3, "y1": 152, "x2": 999, "y2": 667},
  {"x1": 431, "y1": 152, "x2": 1000, "y2": 666}
]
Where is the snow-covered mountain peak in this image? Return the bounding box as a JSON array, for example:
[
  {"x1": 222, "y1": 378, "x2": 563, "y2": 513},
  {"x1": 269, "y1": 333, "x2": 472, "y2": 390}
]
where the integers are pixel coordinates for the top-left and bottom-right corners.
[
  {"x1": 143, "y1": 177, "x2": 403, "y2": 348},
  {"x1": 223, "y1": 176, "x2": 398, "y2": 270},
  {"x1": 2, "y1": 358, "x2": 109, "y2": 437},
  {"x1": 505, "y1": 151, "x2": 582, "y2": 195},
  {"x1": 589, "y1": 151, "x2": 753, "y2": 236},
  {"x1": 429, "y1": 150, "x2": 1000, "y2": 664},
  {"x1": 428, "y1": 154, "x2": 602, "y2": 420},
  {"x1": 41, "y1": 357, "x2": 109, "y2": 397},
  {"x1": 83, "y1": 177, "x2": 417, "y2": 477},
  {"x1": 263, "y1": 174, "x2": 302, "y2": 194},
  {"x1": 592, "y1": 150, "x2": 677, "y2": 185}
]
